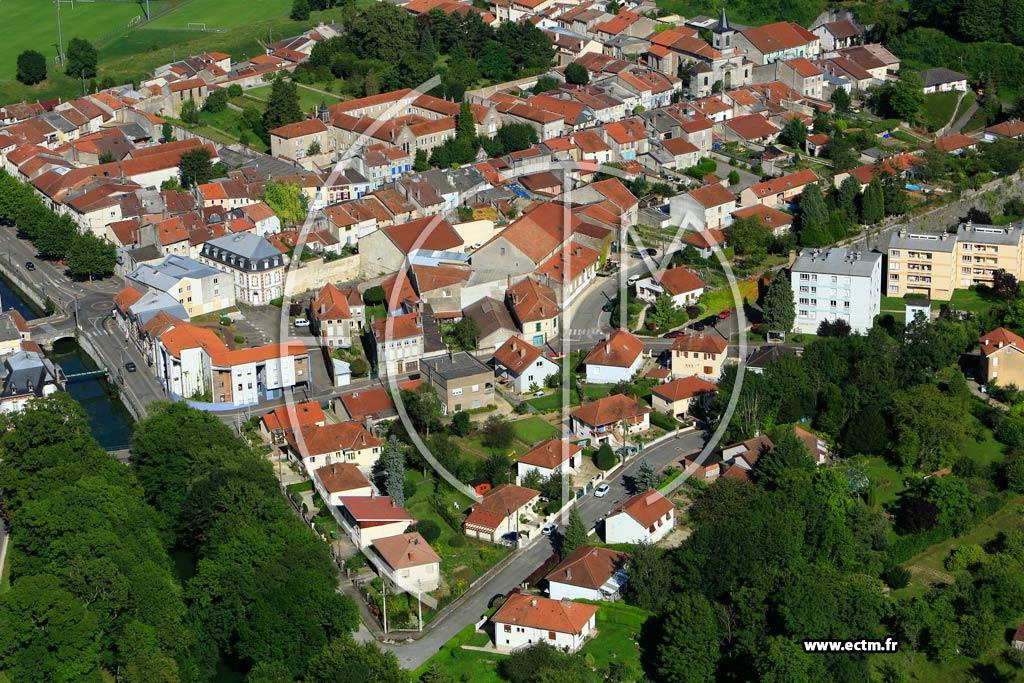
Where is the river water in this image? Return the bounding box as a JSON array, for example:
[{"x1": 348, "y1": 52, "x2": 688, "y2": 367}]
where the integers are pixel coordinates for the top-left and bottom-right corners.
[{"x1": 0, "y1": 275, "x2": 135, "y2": 450}]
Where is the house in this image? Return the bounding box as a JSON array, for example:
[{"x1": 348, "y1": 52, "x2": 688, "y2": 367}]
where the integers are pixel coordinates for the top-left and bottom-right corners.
[
  {"x1": 198, "y1": 233, "x2": 286, "y2": 306},
  {"x1": 978, "y1": 327, "x2": 1024, "y2": 385},
  {"x1": 731, "y1": 203, "x2": 793, "y2": 236},
  {"x1": 338, "y1": 496, "x2": 414, "y2": 548},
  {"x1": 584, "y1": 330, "x2": 644, "y2": 384},
  {"x1": 1012, "y1": 624, "x2": 1024, "y2": 650},
  {"x1": 372, "y1": 312, "x2": 425, "y2": 376},
  {"x1": 659, "y1": 137, "x2": 701, "y2": 171},
  {"x1": 570, "y1": 394, "x2": 651, "y2": 447},
  {"x1": 651, "y1": 376, "x2": 718, "y2": 419},
  {"x1": 794, "y1": 425, "x2": 829, "y2": 465},
  {"x1": 679, "y1": 451, "x2": 724, "y2": 482},
  {"x1": 734, "y1": 21, "x2": 820, "y2": 65},
  {"x1": 269, "y1": 118, "x2": 334, "y2": 161},
  {"x1": 605, "y1": 489, "x2": 675, "y2": 544},
  {"x1": 420, "y1": 351, "x2": 494, "y2": 414},
  {"x1": 358, "y1": 216, "x2": 463, "y2": 277},
  {"x1": 921, "y1": 68, "x2": 967, "y2": 94},
  {"x1": 335, "y1": 387, "x2": 397, "y2": 426},
  {"x1": 670, "y1": 333, "x2": 728, "y2": 380},
  {"x1": 206, "y1": 343, "x2": 310, "y2": 407},
  {"x1": 260, "y1": 400, "x2": 327, "y2": 445},
  {"x1": 313, "y1": 463, "x2": 373, "y2": 506},
  {"x1": 464, "y1": 296, "x2": 520, "y2": 351},
  {"x1": 516, "y1": 439, "x2": 583, "y2": 486},
  {"x1": 507, "y1": 278, "x2": 560, "y2": 347},
  {"x1": 739, "y1": 169, "x2": 818, "y2": 208},
  {"x1": 463, "y1": 483, "x2": 540, "y2": 543},
  {"x1": 680, "y1": 229, "x2": 728, "y2": 259},
  {"x1": 811, "y1": 19, "x2": 862, "y2": 51},
  {"x1": 287, "y1": 420, "x2": 383, "y2": 474},
  {"x1": 635, "y1": 267, "x2": 705, "y2": 308},
  {"x1": 722, "y1": 434, "x2": 775, "y2": 470},
  {"x1": 490, "y1": 594, "x2": 598, "y2": 653},
  {"x1": 545, "y1": 545, "x2": 629, "y2": 601},
  {"x1": 491, "y1": 336, "x2": 560, "y2": 394},
  {"x1": 934, "y1": 133, "x2": 978, "y2": 155},
  {"x1": 722, "y1": 114, "x2": 781, "y2": 145},
  {"x1": 127, "y1": 254, "x2": 234, "y2": 318},
  {"x1": 369, "y1": 532, "x2": 441, "y2": 593},
  {"x1": 790, "y1": 248, "x2": 882, "y2": 334},
  {"x1": 310, "y1": 283, "x2": 356, "y2": 349},
  {"x1": 983, "y1": 119, "x2": 1024, "y2": 142},
  {"x1": 154, "y1": 322, "x2": 229, "y2": 399},
  {"x1": 670, "y1": 183, "x2": 736, "y2": 229},
  {"x1": 0, "y1": 351, "x2": 66, "y2": 414}
]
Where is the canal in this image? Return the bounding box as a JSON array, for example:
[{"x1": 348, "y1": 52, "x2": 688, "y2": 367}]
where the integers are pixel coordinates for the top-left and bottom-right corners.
[{"x1": 1, "y1": 274, "x2": 135, "y2": 450}]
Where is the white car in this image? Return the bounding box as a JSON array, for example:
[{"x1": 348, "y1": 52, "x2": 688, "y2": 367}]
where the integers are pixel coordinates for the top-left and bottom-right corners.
[
  {"x1": 594, "y1": 483, "x2": 610, "y2": 497},
  {"x1": 627, "y1": 274, "x2": 641, "y2": 285},
  {"x1": 533, "y1": 390, "x2": 545, "y2": 397},
  {"x1": 541, "y1": 524, "x2": 556, "y2": 535},
  {"x1": 293, "y1": 318, "x2": 310, "y2": 327}
]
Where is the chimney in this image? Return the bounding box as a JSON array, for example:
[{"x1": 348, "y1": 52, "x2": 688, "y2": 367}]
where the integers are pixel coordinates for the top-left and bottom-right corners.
[
  {"x1": 531, "y1": 598, "x2": 538, "y2": 607},
  {"x1": 566, "y1": 569, "x2": 572, "y2": 581}
]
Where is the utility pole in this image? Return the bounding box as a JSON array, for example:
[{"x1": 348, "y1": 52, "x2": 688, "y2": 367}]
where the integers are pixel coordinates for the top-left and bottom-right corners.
[{"x1": 55, "y1": 0, "x2": 65, "y2": 66}]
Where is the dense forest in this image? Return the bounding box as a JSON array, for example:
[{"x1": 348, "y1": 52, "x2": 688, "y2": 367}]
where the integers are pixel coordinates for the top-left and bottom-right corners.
[{"x1": 0, "y1": 398, "x2": 406, "y2": 683}]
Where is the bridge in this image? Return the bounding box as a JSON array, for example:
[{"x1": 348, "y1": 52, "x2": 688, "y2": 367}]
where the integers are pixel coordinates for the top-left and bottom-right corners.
[
  {"x1": 25, "y1": 315, "x2": 77, "y2": 351},
  {"x1": 64, "y1": 367, "x2": 109, "y2": 382}
]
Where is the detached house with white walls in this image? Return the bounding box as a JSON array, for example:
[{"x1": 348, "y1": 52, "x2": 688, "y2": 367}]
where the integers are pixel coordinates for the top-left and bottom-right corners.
[
  {"x1": 516, "y1": 439, "x2": 583, "y2": 486},
  {"x1": 312, "y1": 463, "x2": 373, "y2": 506},
  {"x1": 604, "y1": 489, "x2": 675, "y2": 544},
  {"x1": 570, "y1": 394, "x2": 651, "y2": 447},
  {"x1": 491, "y1": 336, "x2": 560, "y2": 394},
  {"x1": 337, "y1": 497, "x2": 414, "y2": 549},
  {"x1": 287, "y1": 420, "x2": 383, "y2": 475},
  {"x1": 491, "y1": 594, "x2": 598, "y2": 653},
  {"x1": 369, "y1": 532, "x2": 442, "y2": 594},
  {"x1": 545, "y1": 546, "x2": 630, "y2": 601},
  {"x1": 583, "y1": 330, "x2": 645, "y2": 384}
]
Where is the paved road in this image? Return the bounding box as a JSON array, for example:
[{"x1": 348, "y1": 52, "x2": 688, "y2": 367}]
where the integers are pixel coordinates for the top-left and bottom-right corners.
[{"x1": 379, "y1": 428, "x2": 707, "y2": 669}]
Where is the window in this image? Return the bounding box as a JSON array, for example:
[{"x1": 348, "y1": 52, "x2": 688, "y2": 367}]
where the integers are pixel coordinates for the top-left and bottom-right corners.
[
  {"x1": 535, "y1": 323, "x2": 542, "y2": 332},
  {"x1": 548, "y1": 631, "x2": 556, "y2": 640},
  {"x1": 504, "y1": 624, "x2": 512, "y2": 633},
  {"x1": 452, "y1": 388, "x2": 463, "y2": 396}
]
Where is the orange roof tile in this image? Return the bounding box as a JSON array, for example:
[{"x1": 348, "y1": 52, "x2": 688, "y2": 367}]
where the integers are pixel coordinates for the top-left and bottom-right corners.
[
  {"x1": 584, "y1": 329, "x2": 643, "y2": 368},
  {"x1": 492, "y1": 594, "x2": 597, "y2": 634},
  {"x1": 517, "y1": 438, "x2": 582, "y2": 469},
  {"x1": 570, "y1": 393, "x2": 650, "y2": 427},
  {"x1": 612, "y1": 489, "x2": 673, "y2": 527},
  {"x1": 652, "y1": 376, "x2": 718, "y2": 402},
  {"x1": 372, "y1": 532, "x2": 440, "y2": 569},
  {"x1": 671, "y1": 333, "x2": 728, "y2": 354}
]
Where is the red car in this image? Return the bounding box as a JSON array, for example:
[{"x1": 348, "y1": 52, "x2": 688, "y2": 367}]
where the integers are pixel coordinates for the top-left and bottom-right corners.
[
  {"x1": 663, "y1": 330, "x2": 687, "y2": 338},
  {"x1": 718, "y1": 309, "x2": 732, "y2": 319}
]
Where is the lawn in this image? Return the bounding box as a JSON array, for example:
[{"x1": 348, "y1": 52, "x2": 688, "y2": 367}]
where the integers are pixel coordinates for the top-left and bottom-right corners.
[
  {"x1": 949, "y1": 287, "x2": 999, "y2": 313},
  {"x1": 418, "y1": 647, "x2": 507, "y2": 683},
  {"x1": 245, "y1": 83, "x2": 343, "y2": 113},
  {"x1": 920, "y1": 91, "x2": 963, "y2": 131},
  {"x1": 527, "y1": 384, "x2": 612, "y2": 413},
  {"x1": 959, "y1": 424, "x2": 1004, "y2": 468},
  {"x1": 146, "y1": 0, "x2": 291, "y2": 31},
  {"x1": 697, "y1": 278, "x2": 760, "y2": 316},
  {"x1": 841, "y1": 455, "x2": 908, "y2": 511},
  {"x1": 512, "y1": 416, "x2": 559, "y2": 444}
]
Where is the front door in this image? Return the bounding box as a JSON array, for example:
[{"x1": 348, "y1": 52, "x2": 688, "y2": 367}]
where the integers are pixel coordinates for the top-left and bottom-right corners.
[{"x1": 533, "y1": 334, "x2": 544, "y2": 346}]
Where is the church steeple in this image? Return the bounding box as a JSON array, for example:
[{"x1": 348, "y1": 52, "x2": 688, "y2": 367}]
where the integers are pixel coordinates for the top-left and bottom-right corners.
[
  {"x1": 712, "y1": 4, "x2": 734, "y2": 50},
  {"x1": 716, "y1": 5, "x2": 730, "y2": 32}
]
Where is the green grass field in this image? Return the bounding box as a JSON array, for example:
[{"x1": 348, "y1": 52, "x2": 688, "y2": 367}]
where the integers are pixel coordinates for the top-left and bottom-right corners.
[
  {"x1": 512, "y1": 416, "x2": 559, "y2": 444},
  {"x1": 0, "y1": 0, "x2": 167, "y2": 81},
  {"x1": 244, "y1": 83, "x2": 343, "y2": 113},
  {"x1": 920, "y1": 91, "x2": 963, "y2": 131},
  {"x1": 145, "y1": 0, "x2": 291, "y2": 31}
]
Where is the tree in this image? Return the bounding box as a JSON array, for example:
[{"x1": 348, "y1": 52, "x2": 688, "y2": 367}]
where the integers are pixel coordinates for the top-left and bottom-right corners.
[
  {"x1": 595, "y1": 442, "x2": 616, "y2": 470},
  {"x1": 263, "y1": 180, "x2": 309, "y2": 226},
  {"x1": 480, "y1": 452, "x2": 512, "y2": 485},
  {"x1": 622, "y1": 541, "x2": 670, "y2": 612},
  {"x1": 635, "y1": 458, "x2": 659, "y2": 491},
  {"x1": 418, "y1": 24, "x2": 437, "y2": 64},
  {"x1": 874, "y1": 71, "x2": 925, "y2": 124},
  {"x1": 450, "y1": 410, "x2": 473, "y2": 437},
  {"x1": 654, "y1": 593, "x2": 720, "y2": 683},
  {"x1": 562, "y1": 505, "x2": 587, "y2": 557},
  {"x1": 728, "y1": 169, "x2": 740, "y2": 186},
  {"x1": 481, "y1": 414, "x2": 515, "y2": 450},
  {"x1": 830, "y1": 86, "x2": 851, "y2": 112},
  {"x1": 178, "y1": 146, "x2": 215, "y2": 188},
  {"x1": 762, "y1": 271, "x2": 795, "y2": 333},
  {"x1": 860, "y1": 176, "x2": 884, "y2": 224},
  {"x1": 797, "y1": 182, "x2": 831, "y2": 246},
  {"x1": 343, "y1": 3, "x2": 417, "y2": 62},
  {"x1": 756, "y1": 426, "x2": 815, "y2": 487},
  {"x1": 16, "y1": 50, "x2": 47, "y2": 85},
  {"x1": 647, "y1": 293, "x2": 676, "y2": 328},
  {"x1": 179, "y1": 98, "x2": 200, "y2": 125},
  {"x1": 565, "y1": 61, "x2": 589, "y2": 85},
  {"x1": 262, "y1": 75, "x2": 304, "y2": 133},
  {"x1": 991, "y1": 268, "x2": 1020, "y2": 300},
  {"x1": 381, "y1": 436, "x2": 406, "y2": 506},
  {"x1": 413, "y1": 149, "x2": 430, "y2": 171},
  {"x1": 161, "y1": 122, "x2": 175, "y2": 142},
  {"x1": 533, "y1": 76, "x2": 559, "y2": 93},
  {"x1": 65, "y1": 38, "x2": 99, "y2": 79},
  {"x1": 889, "y1": 383, "x2": 968, "y2": 470},
  {"x1": 456, "y1": 100, "x2": 476, "y2": 144},
  {"x1": 479, "y1": 42, "x2": 514, "y2": 80},
  {"x1": 363, "y1": 285, "x2": 386, "y2": 306},
  {"x1": 291, "y1": 0, "x2": 310, "y2": 20},
  {"x1": 729, "y1": 215, "x2": 770, "y2": 258},
  {"x1": 1007, "y1": 458, "x2": 1024, "y2": 492},
  {"x1": 606, "y1": 0, "x2": 621, "y2": 13},
  {"x1": 449, "y1": 314, "x2": 481, "y2": 351},
  {"x1": 779, "y1": 117, "x2": 808, "y2": 148},
  {"x1": 307, "y1": 140, "x2": 321, "y2": 156},
  {"x1": 67, "y1": 232, "x2": 116, "y2": 279}
]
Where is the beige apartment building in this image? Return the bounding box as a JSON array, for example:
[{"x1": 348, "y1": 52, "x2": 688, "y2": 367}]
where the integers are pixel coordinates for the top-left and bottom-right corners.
[{"x1": 887, "y1": 222, "x2": 1024, "y2": 299}]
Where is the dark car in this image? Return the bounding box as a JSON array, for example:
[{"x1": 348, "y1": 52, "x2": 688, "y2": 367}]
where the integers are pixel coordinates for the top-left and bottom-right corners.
[
  {"x1": 602, "y1": 298, "x2": 617, "y2": 312},
  {"x1": 24, "y1": 261, "x2": 34, "y2": 271},
  {"x1": 487, "y1": 594, "x2": 507, "y2": 609},
  {"x1": 644, "y1": 247, "x2": 657, "y2": 256},
  {"x1": 691, "y1": 321, "x2": 706, "y2": 332},
  {"x1": 703, "y1": 316, "x2": 719, "y2": 327},
  {"x1": 125, "y1": 362, "x2": 137, "y2": 373},
  {"x1": 663, "y1": 329, "x2": 687, "y2": 338}
]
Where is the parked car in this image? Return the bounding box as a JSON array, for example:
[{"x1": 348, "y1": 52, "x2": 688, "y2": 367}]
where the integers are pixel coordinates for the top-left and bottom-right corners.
[
  {"x1": 533, "y1": 390, "x2": 545, "y2": 397},
  {"x1": 627, "y1": 274, "x2": 641, "y2": 284},
  {"x1": 663, "y1": 329, "x2": 687, "y2": 338},
  {"x1": 541, "y1": 524, "x2": 556, "y2": 536},
  {"x1": 691, "y1": 322, "x2": 706, "y2": 332},
  {"x1": 293, "y1": 318, "x2": 310, "y2": 327},
  {"x1": 602, "y1": 298, "x2": 617, "y2": 312},
  {"x1": 487, "y1": 594, "x2": 507, "y2": 609},
  {"x1": 24, "y1": 261, "x2": 34, "y2": 271},
  {"x1": 501, "y1": 531, "x2": 522, "y2": 543},
  {"x1": 718, "y1": 309, "x2": 732, "y2": 319},
  {"x1": 125, "y1": 362, "x2": 137, "y2": 373},
  {"x1": 594, "y1": 483, "x2": 611, "y2": 497},
  {"x1": 703, "y1": 316, "x2": 719, "y2": 327}
]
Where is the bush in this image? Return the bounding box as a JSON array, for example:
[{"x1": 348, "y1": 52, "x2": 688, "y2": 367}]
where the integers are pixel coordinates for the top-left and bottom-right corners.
[
  {"x1": 269, "y1": 296, "x2": 284, "y2": 307},
  {"x1": 227, "y1": 84, "x2": 243, "y2": 98},
  {"x1": 363, "y1": 285, "x2": 385, "y2": 306},
  {"x1": 415, "y1": 519, "x2": 442, "y2": 543},
  {"x1": 595, "y1": 443, "x2": 616, "y2": 470},
  {"x1": 233, "y1": 334, "x2": 245, "y2": 344},
  {"x1": 881, "y1": 564, "x2": 911, "y2": 589},
  {"x1": 447, "y1": 534, "x2": 467, "y2": 548},
  {"x1": 349, "y1": 357, "x2": 369, "y2": 376}
]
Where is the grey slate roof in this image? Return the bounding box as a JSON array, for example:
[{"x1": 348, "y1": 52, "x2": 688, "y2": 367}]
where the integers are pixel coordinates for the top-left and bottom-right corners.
[
  {"x1": 128, "y1": 254, "x2": 219, "y2": 293},
  {"x1": 129, "y1": 289, "x2": 189, "y2": 325},
  {"x1": 921, "y1": 68, "x2": 966, "y2": 88},
  {"x1": 791, "y1": 248, "x2": 882, "y2": 278},
  {"x1": 421, "y1": 351, "x2": 491, "y2": 380},
  {"x1": 957, "y1": 222, "x2": 1024, "y2": 246},
  {"x1": 888, "y1": 230, "x2": 958, "y2": 253},
  {"x1": 202, "y1": 233, "x2": 283, "y2": 272},
  {"x1": 0, "y1": 351, "x2": 62, "y2": 398}
]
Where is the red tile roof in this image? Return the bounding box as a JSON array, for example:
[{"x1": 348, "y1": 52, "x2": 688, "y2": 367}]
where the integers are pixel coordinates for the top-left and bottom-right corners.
[
  {"x1": 652, "y1": 376, "x2": 718, "y2": 402},
  {"x1": 979, "y1": 327, "x2": 1024, "y2": 356},
  {"x1": 507, "y1": 277, "x2": 559, "y2": 323},
  {"x1": 290, "y1": 420, "x2": 381, "y2": 457},
  {"x1": 492, "y1": 594, "x2": 598, "y2": 634},
  {"x1": 262, "y1": 400, "x2": 326, "y2": 432},
  {"x1": 313, "y1": 283, "x2": 352, "y2": 321},
  {"x1": 584, "y1": 329, "x2": 643, "y2": 368},
  {"x1": 688, "y1": 183, "x2": 736, "y2": 209},
  {"x1": 372, "y1": 311, "x2": 422, "y2": 341},
  {"x1": 270, "y1": 118, "x2": 328, "y2": 139},
  {"x1": 731, "y1": 204, "x2": 793, "y2": 230},
  {"x1": 655, "y1": 267, "x2": 705, "y2": 296},
  {"x1": 210, "y1": 342, "x2": 307, "y2": 368},
  {"x1": 571, "y1": 393, "x2": 650, "y2": 427},
  {"x1": 114, "y1": 286, "x2": 144, "y2": 313},
  {"x1": 681, "y1": 229, "x2": 727, "y2": 251},
  {"x1": 611, "y1": 489, "x2": 673, "y2": 528},
  {"x1": 492, "y1": 336, "x2": 545, "y2": 375},
  {"x1": 545, "y1": 545, "x2": 628, "y2": 589},
  {"x1": 340, "y1": 496, "x2": 413, "y2": 523},
  {"x1": 339, "y1": 387, "x2": 395, "y2": 420},
  {"x1": 517, "y1": 439, "x2": 582, "y2": 469},
  {"x1": 314, "y1": 463, "x2": 371, "y2": 494},
  {"x1": 159, "y1": 323, "x2": 229, "y2": 359},
  {"x1": 725, "y1": 114, "x2": 781, "y2": 141},
  {"x1": 741, "y1": 21, "x2": 818, "y2": 54},
  {"x1": 671, "y1": 333, "x2": 728, "y2": 354},
  {"x1": 372, "y1": 532, "x2": 440, "y2": 569},
  {"x1": 382, "y1": 216, "x2": 462, "y2": 254},
  {"x1": 746, "y1": 169, "x2": 818, "y2": 199},
  {"x1": 934, "y1": 133, "x2": 978, "y2": 152}
]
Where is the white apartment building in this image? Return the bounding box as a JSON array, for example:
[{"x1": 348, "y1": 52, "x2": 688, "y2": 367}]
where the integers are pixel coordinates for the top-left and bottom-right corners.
[{"x1": 791, "y1": 248, "x2": 882, "y2": 334}]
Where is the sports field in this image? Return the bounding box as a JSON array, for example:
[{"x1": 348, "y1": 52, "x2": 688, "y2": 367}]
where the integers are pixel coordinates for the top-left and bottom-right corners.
[
  {"x1": 0, "y1": 0, "x2": 166, "y2": 80},
  {"x1": 144, "y1": 0, "x2": 291, "y2": 31}
]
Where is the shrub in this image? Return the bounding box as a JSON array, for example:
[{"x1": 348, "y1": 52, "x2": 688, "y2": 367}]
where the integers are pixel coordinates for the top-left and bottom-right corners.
[
  {"x1": 233, "y1": 334, "x2": 245, "y2": 344},
  {"x1": 882, "y1": 564, "x2": 911, "y2": 589},
  {"x1": 447, "y1": 534, "x2": 467, "y2": 548},
  {"x1": 650, "y1": 410, "x2": 677, "y2": 430},
  {"x1": 349, "y1": 357, "x2": 369, "y2": 376},
  {"x1": 415, "y1": 519, "x2": 442, "y2": 543},
  {"x1": 595, "y1": 443, "x2": 616, "y2": 470}
]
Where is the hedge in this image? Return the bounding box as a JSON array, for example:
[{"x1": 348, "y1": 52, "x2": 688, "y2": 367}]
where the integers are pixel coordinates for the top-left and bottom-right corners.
[
  {"x1": 649, "y1": 410, "x2": 678, "y2": 431},
  {"x1": 887, "y1": 493, "x2": 1009, "y2": 564}
]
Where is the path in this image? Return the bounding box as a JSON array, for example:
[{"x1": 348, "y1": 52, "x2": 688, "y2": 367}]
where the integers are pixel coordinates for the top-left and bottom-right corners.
[{"x1": 949, "y1": 99, "x2": 980, "y2": 135}]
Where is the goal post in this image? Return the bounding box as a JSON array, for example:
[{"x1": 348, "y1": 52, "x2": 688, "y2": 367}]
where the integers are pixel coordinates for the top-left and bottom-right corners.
[{"x1": 187, "y1": 22, "x2": 207, "y2": 31}]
